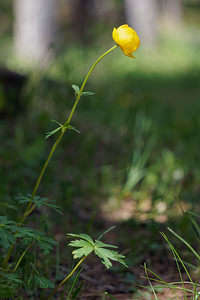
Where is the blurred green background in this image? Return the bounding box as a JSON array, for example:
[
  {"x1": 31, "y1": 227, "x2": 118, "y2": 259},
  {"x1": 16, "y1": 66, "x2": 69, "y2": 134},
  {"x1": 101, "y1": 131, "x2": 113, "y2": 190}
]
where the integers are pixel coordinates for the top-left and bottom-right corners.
[{"x1": 0, "y1": 0, "x2": 200, "y2": 297}]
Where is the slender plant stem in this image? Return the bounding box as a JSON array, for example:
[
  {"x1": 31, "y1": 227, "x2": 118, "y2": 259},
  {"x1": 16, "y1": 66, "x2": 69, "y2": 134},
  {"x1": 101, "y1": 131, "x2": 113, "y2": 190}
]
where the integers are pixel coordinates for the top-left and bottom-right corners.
[
  {"x1": 13, "y1": 241, "x2": 34, "y2": 272},
  {"x1": 20, "y1": 129, "x2": 65, "y2": 224},
  {"x1": 3, "y1": 45, "x2": 117, "y2": 266},
  {"x1": 46, "y1": 256, "x2": 87, "y2": 300},
  {"x1": 22, "y1": 45, "x2": 117, "y2": 224},
  {"x1": 66, "y1": 45, "x2": 117, "y2": 124}
]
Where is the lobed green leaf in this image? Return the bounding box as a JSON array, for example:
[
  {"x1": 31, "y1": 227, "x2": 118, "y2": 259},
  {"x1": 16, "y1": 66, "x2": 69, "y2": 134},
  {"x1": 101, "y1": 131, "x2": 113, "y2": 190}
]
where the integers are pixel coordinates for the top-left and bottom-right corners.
[
  {"x1": 17, "y1": 194, "x2": 63, "y2": 214},
  {"x1": 0, "y1": 229, "x2": 15, "y2": 249},
  {"x1": 0, "y1": 217, "x2": 18, "y2": 249},
  {"x1": 34, "y1": 275, "x2": 55, "y2": 289},
  {"x1": 68, "y1": 232, "x2": 127, "y2": 269},
  {"x1": 16, "y1": 227, "x2": 57, "y2": 254}
]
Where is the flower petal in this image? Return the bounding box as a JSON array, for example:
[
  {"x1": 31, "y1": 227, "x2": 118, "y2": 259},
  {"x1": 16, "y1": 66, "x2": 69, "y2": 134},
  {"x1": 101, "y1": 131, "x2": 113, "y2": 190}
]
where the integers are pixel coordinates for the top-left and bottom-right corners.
[{"x1": 112, "y1": 24, "x2": 140, "y2": 58}]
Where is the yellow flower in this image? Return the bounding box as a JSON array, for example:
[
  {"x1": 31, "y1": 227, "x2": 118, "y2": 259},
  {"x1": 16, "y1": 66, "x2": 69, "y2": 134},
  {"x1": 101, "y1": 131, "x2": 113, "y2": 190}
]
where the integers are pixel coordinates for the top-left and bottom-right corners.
[{"x1": 112, "y1": 24, "x2": 140, "y2": 58}]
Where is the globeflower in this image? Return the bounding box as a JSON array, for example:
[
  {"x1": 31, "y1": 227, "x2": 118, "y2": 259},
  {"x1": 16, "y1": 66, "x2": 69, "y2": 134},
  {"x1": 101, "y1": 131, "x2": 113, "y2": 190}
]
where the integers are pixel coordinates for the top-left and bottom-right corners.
[{"x1": 112, "y1": 24, "x2": 140, "y2": 58}]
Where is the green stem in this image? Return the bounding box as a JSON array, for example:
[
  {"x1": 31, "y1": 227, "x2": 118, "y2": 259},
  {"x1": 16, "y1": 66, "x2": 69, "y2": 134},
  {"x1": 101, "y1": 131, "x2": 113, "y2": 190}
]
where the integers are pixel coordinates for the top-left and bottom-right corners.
[
  {"x1": 2, "y1": 244, "x2": 14, "y2": 267},
  {"x1": 23, "y1": 45, "x2": 117, "y2": 223},
  {"x1": 46, "y1": 256, "x2": 87, "y2": 300},
  {"x1": 13, "y1": 241, "x2": 34, "y2": 272},
  {"x1": 20, "y1": 129, "x2": 65, "y2": 224},
  {"x1": 3, "y1": 45, "x2": 117, "y2": 266},
  {"x1": 66, "y1": 45, "x2": 117, "y2": 124}
]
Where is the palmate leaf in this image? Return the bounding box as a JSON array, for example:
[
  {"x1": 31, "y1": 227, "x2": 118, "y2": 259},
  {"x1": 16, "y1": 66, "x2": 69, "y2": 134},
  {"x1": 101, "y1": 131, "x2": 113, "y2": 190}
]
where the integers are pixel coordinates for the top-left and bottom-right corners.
[
  {"x1": 37, "y1": 236, "x2": 57, "y2": 255},
  {"x1": 17, "y1": 194, "x2": 63, "y2": 215},
  {"x1": 15, "y1": 227, "x2": 40, "y2": 239},
  {"x1": 16, "y1": 227, "x2": 57, "y2": 255},
  {"x1": 0, "y1": 228, "x2": 15, "y2": 249},
  {"x1": 67, "y1": 233, "x2": 127, "y2": 269},
  {"x1": 34, "y1": 275, "x2": 54, "y2": 289},
  {"x1": 0, "y1": 216, "x2": 17, "y2": 249}
]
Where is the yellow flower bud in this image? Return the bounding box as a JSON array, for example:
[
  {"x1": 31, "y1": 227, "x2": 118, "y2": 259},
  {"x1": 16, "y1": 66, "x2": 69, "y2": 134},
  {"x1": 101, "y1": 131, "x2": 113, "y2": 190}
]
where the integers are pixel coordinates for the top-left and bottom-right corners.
[{"x1": 112, "y1": 24, "x2": 140, "y2": 58}]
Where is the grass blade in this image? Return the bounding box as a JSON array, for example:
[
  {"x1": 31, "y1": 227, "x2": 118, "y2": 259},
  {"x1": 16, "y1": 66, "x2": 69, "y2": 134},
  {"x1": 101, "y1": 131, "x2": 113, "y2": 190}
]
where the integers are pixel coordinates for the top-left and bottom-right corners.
[
  {"x1": 67, "y1": 268, "x2": 82, "y2": 300},
  {"x1": 144, "y1": 263, "x2": 158, "y2": 300},
  {"x1": 140, "y1": 264, "x2": 181, "y2": 299},
  {"x1": 167, "y1": 227, "x2": 200, "y2": 261},
  {"x1": 97, "y1": 226, "x2": 116, "y2": 241}
]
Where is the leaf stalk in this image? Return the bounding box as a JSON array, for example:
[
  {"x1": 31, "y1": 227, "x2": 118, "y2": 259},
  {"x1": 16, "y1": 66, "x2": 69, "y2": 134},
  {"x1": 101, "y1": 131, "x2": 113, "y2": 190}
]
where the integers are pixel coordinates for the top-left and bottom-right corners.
[{"x1": 46, "y1": 256, "x2": 87, "y2": 300}]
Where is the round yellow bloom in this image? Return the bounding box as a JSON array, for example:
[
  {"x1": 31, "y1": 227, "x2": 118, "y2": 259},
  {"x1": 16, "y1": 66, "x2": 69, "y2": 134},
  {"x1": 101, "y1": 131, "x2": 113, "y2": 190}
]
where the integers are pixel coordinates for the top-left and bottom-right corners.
[{"x1": 112, "y1": 24, "x2": 140, "y2": 58}]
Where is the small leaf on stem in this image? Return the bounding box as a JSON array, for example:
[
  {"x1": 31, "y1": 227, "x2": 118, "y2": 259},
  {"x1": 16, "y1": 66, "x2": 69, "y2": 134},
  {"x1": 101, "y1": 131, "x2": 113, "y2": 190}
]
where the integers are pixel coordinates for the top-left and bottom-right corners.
[
  {"x1": 72, "y1": 84, "x2": 80, "y2": 96},
  {"x1": 81, "y1": 91, "x2": 95, "y2": 96}
]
